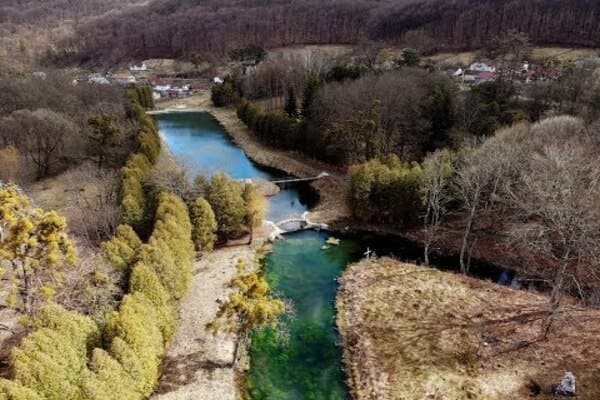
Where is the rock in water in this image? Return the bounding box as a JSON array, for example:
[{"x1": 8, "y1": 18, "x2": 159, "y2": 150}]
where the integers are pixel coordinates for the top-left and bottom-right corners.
[
  {"x1": 326, "y1": 237, "x2": 341, "y2": 246},
  {"x1": 553, "y1": 372, "x2": 576, "y2": 396}
]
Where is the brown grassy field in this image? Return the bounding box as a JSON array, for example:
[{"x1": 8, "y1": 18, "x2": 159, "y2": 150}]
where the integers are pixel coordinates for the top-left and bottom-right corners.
[{"x1": 337, "y1": 258, "x2": 600, "y2": 399}]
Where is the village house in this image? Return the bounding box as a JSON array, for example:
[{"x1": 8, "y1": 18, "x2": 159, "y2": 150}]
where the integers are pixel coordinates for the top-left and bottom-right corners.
[
  {"x1": 111, "y1": 72, "x2": 136, "y2": 85},
  {"x1": 88, "y1": 73, "x2": 110, "y2": 85},
  {"x1": 129, "y1": 63, "x2": 148, "y2": 72}
]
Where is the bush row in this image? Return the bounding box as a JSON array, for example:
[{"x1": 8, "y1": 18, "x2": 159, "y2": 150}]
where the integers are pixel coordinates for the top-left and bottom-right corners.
[
  {"x1": 0, "y1": 106, "x2": 195, "y2": 399},
  {"x1": 119, "y1": 105, "x2": 161, "y2": 236},
  {"x1": 236, "y1": 99, "x2": 306, "y2": 150},
  {"x1": 348, "y1": 155, "x2": 424, "y2": 226}
]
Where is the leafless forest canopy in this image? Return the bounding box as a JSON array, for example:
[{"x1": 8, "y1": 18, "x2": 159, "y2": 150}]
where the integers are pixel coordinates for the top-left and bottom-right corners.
[{"x1": 28, "y1": 0, "x2": 600, "y2": 65}]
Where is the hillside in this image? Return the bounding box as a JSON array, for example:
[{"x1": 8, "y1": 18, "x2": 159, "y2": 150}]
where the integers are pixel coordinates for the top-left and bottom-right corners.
[
  {"x1": 337, "y1": 258, "x2": 600, "y2": 399},
  {"x1": 50, "y1": 0, "x2": 600, "y2": 66},
  {"x1": 0, "y1": 0, "x2": 148, "y2": 74}
]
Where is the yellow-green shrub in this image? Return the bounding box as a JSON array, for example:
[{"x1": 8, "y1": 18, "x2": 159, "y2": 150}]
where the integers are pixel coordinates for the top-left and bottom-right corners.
[
  {"x1": 11, "y1": 304, "x2": 99, "y2": 400},
  {"x1": 119, "y1": 154, "x2": 152, "y2": 230},
  {"x1": 11, "y1": 329, "x2": 86, "y2": 400},
  {"x1": 137, "y1": 129, "x2": 160, "y2": 164},
  {"x1": 0, "y1": 379, "x2": 43, "y2": 400},
  {"x1": 105, "y1": 293, "x2": 164, "y2": 396},
  {"x1": 189, "y1": 197, "x2": 217, "y2": 252},
  {"x1": 79, "y1": 349, "x2": 138, "y2": 400},
  {"x1": 129, "y1": 261, "x2": 176, "y2": 341},
  {"x1": 102, "y1": 225, "x2": 142, "y2": 271},
  {"x1": 207, "y1": 173, "x2": 246, "y2": 240}
]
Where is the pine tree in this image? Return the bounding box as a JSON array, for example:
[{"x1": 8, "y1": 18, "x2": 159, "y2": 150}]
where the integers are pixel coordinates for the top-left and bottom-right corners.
[
  {"x1": 88, "y1": 113, "x2": 122, "y2": 169},
  {"x1": 0, "y1": 185, "x2": 77, "y2": 315},
  {"x1": 302, "y1": 77, "x2": 322, "y2": 118},
  {"x1": 207, "y1": 259, "x2": 284, "y2": 365},
  {"x1": 189, "y1": 197, "x2": 217, "y2": 252},
  {"x1": 284, "y1": 86, "x2": 297, "y2": 117}
]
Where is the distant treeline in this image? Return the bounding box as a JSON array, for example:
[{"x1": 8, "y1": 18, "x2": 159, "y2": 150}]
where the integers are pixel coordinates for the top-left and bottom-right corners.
[{"x1": 49, "y1": 0, "x2": 600, "y2": 66}]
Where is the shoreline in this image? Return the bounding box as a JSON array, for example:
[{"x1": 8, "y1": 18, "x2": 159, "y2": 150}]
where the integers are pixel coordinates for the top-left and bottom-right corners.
[{"x1": 153, "y1": 93, "x2": 351, "y2": 225}]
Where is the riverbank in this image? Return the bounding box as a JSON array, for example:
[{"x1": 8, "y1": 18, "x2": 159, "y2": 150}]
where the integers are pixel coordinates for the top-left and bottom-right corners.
[
  {"x1": 152, "y1": 224, "x2": 272, "y2": 400},
  {"x1": 154, "y1": 93, "x2": 350, "y2": 224},
  {"x1": 337, "y1": 258, "x2": 600, "y2": 399}
]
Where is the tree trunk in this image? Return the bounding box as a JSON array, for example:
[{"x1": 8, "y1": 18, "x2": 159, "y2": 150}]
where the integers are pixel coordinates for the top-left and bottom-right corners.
[
  {"x1": 424, "y1": 241, "x2": 430, "y2": 266},
  {"x1": 542, "y1": 258, "x2": 569, "y2": 339},
  {"x1": 459, "y1": 206, "x2": 476, "y2": 273}
]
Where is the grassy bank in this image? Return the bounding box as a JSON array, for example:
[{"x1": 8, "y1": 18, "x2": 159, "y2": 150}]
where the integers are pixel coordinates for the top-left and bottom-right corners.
[{"x1": 337, "y1": 258, "x2": 600, "y2": 399}]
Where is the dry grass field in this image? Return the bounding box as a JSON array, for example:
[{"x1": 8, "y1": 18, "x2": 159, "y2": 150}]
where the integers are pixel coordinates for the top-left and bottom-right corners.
[{"x1": 337, "y1": 258, "x2": 600, "y2": 400}]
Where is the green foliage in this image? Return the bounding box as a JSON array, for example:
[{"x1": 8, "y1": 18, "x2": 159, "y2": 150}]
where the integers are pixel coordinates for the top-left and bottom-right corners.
[
  {"x1": 119, "y1": 154, "x2": 152, "y2": 232},
  {"x1": 105, "y1": 293, "x2": 164, "y2": 397},
  {"x1": 301, "y1": 76, "x2": 323, "y2": 119},
  {"x1": 0, "y1": 185, "x2": 77, "y2": 314},
  {"x1": 125, "y1": 85, "x2": 154, "y2": 110},
  {"x1": 129, "y1": 262, "x2": 176, "y2": 341},
  {"x1": 401, "y1": 48, "x2": 421, "y2": 67},
  {"x1": 236, "y1": 99, "x2": 304, "y2": 149},
  {"x1": 284, "y1": 86, "x2": 297, "y2": 117},
  {"x1": 348, "y1": 155, "x2": 424, "y2": 225},
  {"x1": 189, "y1": 197, "x2": 217, "y2": 252},
  {"x1": 88, "y1": 113, "x2": 123, "y2": 169},
  {"x1": 211, "y1": 77, "x2": 240, "y2": 107},
  {"x1": 137, "y1": 129, "x2": 161, "y2": 164},
  {"x1": 242, "y1": 184, "x2": 267, "y2": 229},
  {"x1": 207, "y1": 173, "x2": 246, "y2": 240},
  {"x1": 11, "y1": 305, "x2": 99, "y2": 400},
  {"x1": 427, "y1": 85, "x2": 455, "y2": 147},
  {"x1": 229, "y1": 45, "x2": 266, "y2": 65},
  {"x1": 208, "y1": 259, "x2": 284, "y2": 334},
  {"x1": 325, "y1": 65, "x2": 363, "y2": 83},
  {"x1": 0, "y1": 379, "x2": 43, "y2": 400},
  {"x1": 79, "y1": 349, "x2": 138, "y2": 400},
  {"x1": 1, "y1": 108, "x2": 193, "y2": 400},
  {"x1": 102, "y1": 225, "x2": 142, "y2": 271}
]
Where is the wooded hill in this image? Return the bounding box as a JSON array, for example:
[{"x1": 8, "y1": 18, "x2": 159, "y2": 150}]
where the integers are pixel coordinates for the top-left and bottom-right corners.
[{"x1": 50, "y1": 0, "x2": 600, "y2": 65}]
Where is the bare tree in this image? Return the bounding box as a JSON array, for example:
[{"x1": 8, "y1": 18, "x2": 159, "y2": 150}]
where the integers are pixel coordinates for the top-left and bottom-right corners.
[
  {"x1": 452, "y1": 123, "x2": 530, "y2": 273},
  {"x1": 421, "y1": 149, "x2": 454, "y2": 265},
  {"x1": 510, "y1": 116, "x2": 600, "y2": 336}
]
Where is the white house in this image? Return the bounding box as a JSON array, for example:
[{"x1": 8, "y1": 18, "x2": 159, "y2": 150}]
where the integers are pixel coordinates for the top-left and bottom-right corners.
[
  {"x1": 129, "y1": 63, "x2": 148, "y2": 72},
  {"x1": 468, "y1": 62, "x2": 496, "y2": 73},
  {"x1": 154, "y1": 84, "x2": 172, "y2": 92},
  {"x1": 213, "y1": 76, "x2": 224, "y2": 84},
  {"x1": 88, "y1": 74, "x2": 110, "y2": 85}
]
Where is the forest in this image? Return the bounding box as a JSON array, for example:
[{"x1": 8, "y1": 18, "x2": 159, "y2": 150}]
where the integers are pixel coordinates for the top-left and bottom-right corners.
[
  {"x1": 0, "y1": 1, "x2": 600, "y2": 398},
  {"x1": 40, "y1": 0, "x2": 600, "y2": 66}
]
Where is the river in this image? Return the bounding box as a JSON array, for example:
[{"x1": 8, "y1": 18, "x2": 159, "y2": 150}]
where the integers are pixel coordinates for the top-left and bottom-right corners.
[{"x1": 155, "y1": 111, "x2": 511, "y2": 400}]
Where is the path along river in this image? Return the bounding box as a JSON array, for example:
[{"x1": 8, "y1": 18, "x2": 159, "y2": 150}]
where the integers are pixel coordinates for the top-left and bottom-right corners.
[{"x1": 155, "y1": 111, "x2": 511, "y2": 400}]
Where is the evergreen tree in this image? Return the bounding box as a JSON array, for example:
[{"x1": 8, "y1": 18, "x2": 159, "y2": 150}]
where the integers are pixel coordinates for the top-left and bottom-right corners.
[
  {"x1": 242, "y1": 184, "x2": 267, "y2": 243},
  {"x1": 302, "y1": 77, "x2": 322, "y2": 118},
  {"x1": 207, "y1": 259, "x2": 284, "y2": 365},
  {"x1": 207, "y1": 173, "x2": 246, "y2": 240},
  {"x1": 88, "y1": 113, "x2": 122, "y2": 169},
  {"x1": 189, "y1": 197, "x2": 217, "y2": 252},
  {"x1": 0, "y1": 185, "x2": 76, "y2": 315},
  {"x1": 284, "y1": 86, "x2": 297, "y2": 117},
  {"x1": 401, "y1": 48, "x2": 421, "y2": 67},
  {"x1": 427, "y1": 86, "x2": 455, "y2": 147}
]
